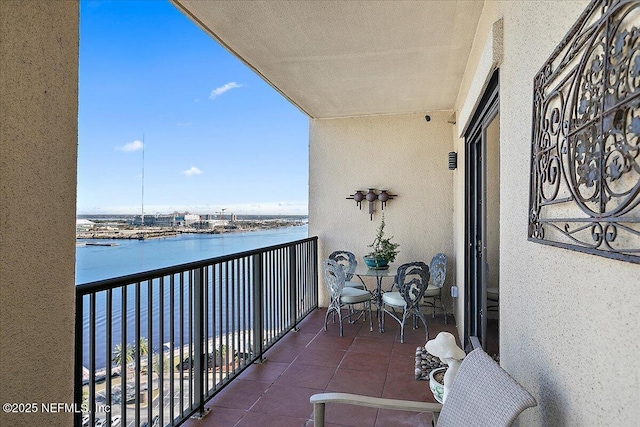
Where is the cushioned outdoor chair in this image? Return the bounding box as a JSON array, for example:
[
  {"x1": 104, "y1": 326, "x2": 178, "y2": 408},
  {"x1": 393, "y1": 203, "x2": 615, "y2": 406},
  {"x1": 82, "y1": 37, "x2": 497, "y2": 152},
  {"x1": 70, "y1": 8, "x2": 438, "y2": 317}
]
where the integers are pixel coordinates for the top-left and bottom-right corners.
[
  {"x1": 311, "y1": 347, "x2": 537, "y2": 427},
  {"x1": 322, "y1": 258, "x2": 373, "y2": 336},
  {"x1": 328, "y1": 250, "x2": 366, "y2": 290},
  {"x1": 381, "y1": 261, "x2": 430, "y2": 343},
  {"x1": 421, "y1": 253, "x2": 448, "y2": 323}
]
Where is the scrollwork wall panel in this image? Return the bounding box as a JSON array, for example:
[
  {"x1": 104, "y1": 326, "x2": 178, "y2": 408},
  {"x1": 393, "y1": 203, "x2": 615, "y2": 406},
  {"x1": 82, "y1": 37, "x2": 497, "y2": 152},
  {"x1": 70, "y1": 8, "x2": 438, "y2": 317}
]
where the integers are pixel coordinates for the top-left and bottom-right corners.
[{"x1": 529, "y1": 0, "x2": 640, "y2": 263}]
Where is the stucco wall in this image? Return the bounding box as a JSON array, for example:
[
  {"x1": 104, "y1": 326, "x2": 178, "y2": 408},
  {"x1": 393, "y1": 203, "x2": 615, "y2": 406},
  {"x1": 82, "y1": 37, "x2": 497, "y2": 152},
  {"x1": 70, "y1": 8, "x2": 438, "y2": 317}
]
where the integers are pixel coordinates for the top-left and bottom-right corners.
[
  {"x1": 0, "y1": 2, "x2": 78, "y2": 426},
  {"x1": 309, "y1": 112, "x2": 455, "y2": 309},
  {"x1": 453, "y1": 1, "x2": 640, "y2": 425}
]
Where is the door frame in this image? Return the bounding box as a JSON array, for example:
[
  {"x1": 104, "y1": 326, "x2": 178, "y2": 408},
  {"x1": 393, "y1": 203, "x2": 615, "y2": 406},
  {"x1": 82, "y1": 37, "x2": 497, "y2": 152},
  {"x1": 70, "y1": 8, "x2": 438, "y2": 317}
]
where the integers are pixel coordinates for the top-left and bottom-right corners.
[{"x1": 464, "y1": 70, "x2": 499, "y2": 351}]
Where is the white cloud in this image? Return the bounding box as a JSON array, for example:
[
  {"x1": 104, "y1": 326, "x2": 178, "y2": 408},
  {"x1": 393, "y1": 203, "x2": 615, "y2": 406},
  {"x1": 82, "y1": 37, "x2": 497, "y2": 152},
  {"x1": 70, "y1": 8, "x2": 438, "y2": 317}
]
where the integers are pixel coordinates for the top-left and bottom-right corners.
[
  {"x1": 209, "y1": 82, "x2": 243, "y2": 99},
  {"x1": 182, "y1": 166, "x2": 203, "y2": 176},
  {"x1": 116, "y1": 140, "x2": 144, "y2": 152}
]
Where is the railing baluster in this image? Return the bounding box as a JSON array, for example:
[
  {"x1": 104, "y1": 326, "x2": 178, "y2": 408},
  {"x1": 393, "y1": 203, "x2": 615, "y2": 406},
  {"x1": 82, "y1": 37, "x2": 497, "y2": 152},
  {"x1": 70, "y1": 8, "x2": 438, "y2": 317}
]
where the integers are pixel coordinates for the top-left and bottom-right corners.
[
  {"x1": 231, "y1": 258, "x2": 237, "y2": 375},
  {"x1": 270, "y1": 250, "x2": 275, "y2": 343},
  {"x1": 211, "y1": 264, "x2": 220, "y2": 390},
  {"x1": 179, "y1": 272, "x2": 184, "y2": 417},
  {"x1": 312, "y1": 240, "x2": 317, "y2": 309},
  {"x1": 241, "y1": 257, "x2": 247, "y2": 366},
  {"x1": 147, "y1": 279, "x2": 153, "y2": 425},
  {"x1": 169, "y1": 274, "x2": 175, "y2": 424},
  {"x1": 121, "y1": 285, "x2": 127, "y2": 427},
  {"x1": 188, "y1": 270, "x2": 193, "y2": 411},
  {"x1": 203, "y1": 265, "x2": 209, "y2": 395},
  {"x1": 284, "y1": 248, "x2": 289, "y2": 330},
  {"x1": 252, "y1": 253, "x2": 264, "y2": 362},
  {"x1": 224, "y1": 261, "x2": 229, "y2": 381},
  {"x1": 216, "y1": 262, "x2": 222, "y2": 385},
  {"x1": 105, "y1": 289, "x2": 112, "y2": 427},
  {"x1": 158, "y1": 276, "x2": 164, "y2": 427},
  {"x1": 193, "y1": 266, "x2": 207, "y2": 418},
  {"x1": 269, "y1": 250, "x2": 274, "y2": 344},
  {"x1": 89, "y1": 294, "x2": 96, "y2": 426},
  {"x1": 290, "y1": 245, "x2": 298, "y2": 331},
  {"x1": 134, "y1": 282, "x2": 140, "y2": 427},
  {"x1": 278, "y1": 249, "x2": 282, "y2": 334}
]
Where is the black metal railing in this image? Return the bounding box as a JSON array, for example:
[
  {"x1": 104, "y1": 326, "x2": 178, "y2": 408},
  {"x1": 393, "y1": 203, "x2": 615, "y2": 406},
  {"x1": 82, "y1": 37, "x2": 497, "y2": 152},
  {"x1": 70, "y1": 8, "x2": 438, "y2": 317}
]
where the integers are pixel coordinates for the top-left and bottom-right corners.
[{"x1": 74, "y1": 237, "x2": 318, "y2": 427}]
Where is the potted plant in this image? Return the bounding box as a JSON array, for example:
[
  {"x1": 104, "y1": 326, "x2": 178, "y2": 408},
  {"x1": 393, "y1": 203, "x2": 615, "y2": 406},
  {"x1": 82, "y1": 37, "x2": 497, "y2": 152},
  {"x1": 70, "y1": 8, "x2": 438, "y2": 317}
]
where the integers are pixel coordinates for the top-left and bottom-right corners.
[
  {"x1": 364, "y1": 214, "x2": 399, "y2": 269},
  {"x1": 429, "y1": 367, "x2": 446, "y2": 404}
]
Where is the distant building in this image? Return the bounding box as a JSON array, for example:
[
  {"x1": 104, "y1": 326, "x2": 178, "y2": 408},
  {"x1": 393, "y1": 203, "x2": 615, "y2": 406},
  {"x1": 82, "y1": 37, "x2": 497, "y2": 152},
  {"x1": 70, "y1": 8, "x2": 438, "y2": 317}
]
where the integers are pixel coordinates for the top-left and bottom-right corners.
[
  {"x1": 184, "y1": 214, "x2": 200, "y2": 226},
  {"x1": 76, "y1": 219, "x2": 95, "y2": 231}
]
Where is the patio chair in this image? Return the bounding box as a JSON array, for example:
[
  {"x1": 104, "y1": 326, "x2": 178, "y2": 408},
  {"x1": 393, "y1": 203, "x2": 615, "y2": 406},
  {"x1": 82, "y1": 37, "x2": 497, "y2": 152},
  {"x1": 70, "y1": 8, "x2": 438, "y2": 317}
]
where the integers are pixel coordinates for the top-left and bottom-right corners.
[
  {"x1": 311, "y1": 347, "x2": 537, "y2": 427},
  {"x1": 322, "y1": 259, "x2": 373, "y2": 336},
  {"x1": 421, "y1": 253, "x2": 448, "y2": 323},
  {"x1": 381, "y1": 261, "x2": 430, "y2": 343},
  {"x1": 328, "y1": 250, "x2": 366, "y2": 289}
]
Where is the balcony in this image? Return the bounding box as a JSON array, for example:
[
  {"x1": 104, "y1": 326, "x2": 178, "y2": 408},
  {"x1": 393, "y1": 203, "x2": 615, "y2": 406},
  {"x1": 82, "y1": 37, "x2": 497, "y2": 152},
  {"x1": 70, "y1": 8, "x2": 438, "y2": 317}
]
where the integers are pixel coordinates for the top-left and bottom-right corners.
[
  {"x1": 182, "y1": 308, "x2": 458, "y2": 427},
  {"x1": 75, "y1": 238, "x2": 319, "y2": 427},
  {"x1": 75, "y1": 237, "x2": 462, "y2": 427}
]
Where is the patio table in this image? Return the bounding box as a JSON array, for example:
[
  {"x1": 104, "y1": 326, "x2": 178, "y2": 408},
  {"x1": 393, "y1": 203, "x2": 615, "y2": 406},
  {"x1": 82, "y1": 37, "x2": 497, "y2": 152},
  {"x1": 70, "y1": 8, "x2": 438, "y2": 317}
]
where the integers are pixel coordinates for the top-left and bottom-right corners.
[{"x1": 353, "y1": 265, "x2": 397, "y2": 332}]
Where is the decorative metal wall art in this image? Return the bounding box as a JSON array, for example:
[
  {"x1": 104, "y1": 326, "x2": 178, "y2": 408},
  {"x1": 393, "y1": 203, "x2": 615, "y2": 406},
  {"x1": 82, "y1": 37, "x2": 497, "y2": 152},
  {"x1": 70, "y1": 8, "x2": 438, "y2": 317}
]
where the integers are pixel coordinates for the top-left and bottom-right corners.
[
  {"x1": 347, "y1": 189, "x2": 396, "y2": 220},
  {"x1": 528, "y1": 0, "x2": 640, "y2": 263}
]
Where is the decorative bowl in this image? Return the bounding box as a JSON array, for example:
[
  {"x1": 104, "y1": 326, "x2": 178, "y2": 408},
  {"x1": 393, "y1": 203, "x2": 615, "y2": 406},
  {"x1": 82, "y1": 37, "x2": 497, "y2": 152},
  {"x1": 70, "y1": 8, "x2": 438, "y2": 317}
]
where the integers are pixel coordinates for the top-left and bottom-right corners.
[
  {"x1": 363, "y1": 256, "x2": 388, "y2": 269},
  {"x1": 429, "y1": 367, "x2": 446, "y2": 404}
]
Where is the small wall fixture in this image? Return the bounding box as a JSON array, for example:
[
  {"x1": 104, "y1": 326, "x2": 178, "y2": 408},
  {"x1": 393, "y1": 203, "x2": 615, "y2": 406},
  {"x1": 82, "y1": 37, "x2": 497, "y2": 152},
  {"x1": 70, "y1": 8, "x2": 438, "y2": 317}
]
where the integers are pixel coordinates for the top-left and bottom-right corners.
[
  {"x1": 448, "y1": 152, "x2": 457, "y2": 170},
  {"x1": 347, "y1": 188, "x2": 396, "y2": 220}
]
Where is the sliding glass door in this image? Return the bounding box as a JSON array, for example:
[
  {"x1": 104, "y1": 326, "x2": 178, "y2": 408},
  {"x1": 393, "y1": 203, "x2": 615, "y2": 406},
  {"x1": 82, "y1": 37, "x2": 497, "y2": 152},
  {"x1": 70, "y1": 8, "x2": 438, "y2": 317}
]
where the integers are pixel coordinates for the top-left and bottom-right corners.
[{"x1": 464, "y1": 71, "x2": 499, "y2": 351}]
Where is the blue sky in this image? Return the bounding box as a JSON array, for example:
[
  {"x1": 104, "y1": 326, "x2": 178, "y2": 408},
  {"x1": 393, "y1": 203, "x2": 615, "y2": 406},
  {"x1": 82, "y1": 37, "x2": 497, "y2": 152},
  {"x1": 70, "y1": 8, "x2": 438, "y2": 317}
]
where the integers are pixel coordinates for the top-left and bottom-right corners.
[{"x1": 78, "y1": 0, "x2": 309, "y2": 216}]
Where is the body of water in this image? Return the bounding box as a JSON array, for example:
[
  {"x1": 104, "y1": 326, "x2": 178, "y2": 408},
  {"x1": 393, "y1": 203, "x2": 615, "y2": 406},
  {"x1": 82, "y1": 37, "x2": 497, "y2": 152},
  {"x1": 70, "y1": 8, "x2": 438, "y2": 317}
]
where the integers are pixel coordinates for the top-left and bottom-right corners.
[
  {"x1": 77, "y1": 225, "x2": 309, "y2": 369},
  {"x1": 76, "y1": 225, "x2": 308, "y2": 284}
]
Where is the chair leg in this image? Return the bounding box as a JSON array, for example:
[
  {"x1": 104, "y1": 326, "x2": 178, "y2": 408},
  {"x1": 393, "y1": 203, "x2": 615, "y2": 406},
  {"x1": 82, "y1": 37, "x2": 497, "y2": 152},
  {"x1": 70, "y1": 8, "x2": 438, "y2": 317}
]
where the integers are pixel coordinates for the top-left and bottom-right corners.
[
  {"x1": 325, "y1": 302, "x2": 346, "y2": 336},
  {"x1": 314, "y1": 402, "x2": 325, "y2": 427},
  {"x1": 323, "y1": 307, "x2": 332, "y2": 331},
  {"x1": 344, "y1": 302, "x2": 368, "y2": 325},
  {"x1": 368, "y1": 301, "x2": 373, "y2": 332},
  {"x1": 415, "y1": 309, "x2": 429, "y2": 342},
  {"x1": 400, "y1": 312, "x2": 406, "y2": 344}
]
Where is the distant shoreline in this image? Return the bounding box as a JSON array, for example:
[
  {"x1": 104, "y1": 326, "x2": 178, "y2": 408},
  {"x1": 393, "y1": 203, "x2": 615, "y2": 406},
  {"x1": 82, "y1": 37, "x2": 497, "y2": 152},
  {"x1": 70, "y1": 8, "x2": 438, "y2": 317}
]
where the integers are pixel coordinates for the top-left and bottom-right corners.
[{"x1": 77, "y1": 220, "x2": 306, "y2": 240}]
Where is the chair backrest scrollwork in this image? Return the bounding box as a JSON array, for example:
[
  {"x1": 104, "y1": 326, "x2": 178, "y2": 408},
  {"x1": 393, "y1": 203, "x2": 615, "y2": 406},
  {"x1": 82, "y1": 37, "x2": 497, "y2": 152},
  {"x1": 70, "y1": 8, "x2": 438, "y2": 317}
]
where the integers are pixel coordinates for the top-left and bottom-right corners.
[
  {"x1": 395, "y1": 261, "x2": 430, "y2": 309},
  {"x1": 322, "y1": 259, "x2": 346, "y2": 307},
  {"x1": 328, "y1": 250, "x2": 357, "y2": 281},
  {"x1": 429, "y1": 253, "x2": 447, "y2": 289}
]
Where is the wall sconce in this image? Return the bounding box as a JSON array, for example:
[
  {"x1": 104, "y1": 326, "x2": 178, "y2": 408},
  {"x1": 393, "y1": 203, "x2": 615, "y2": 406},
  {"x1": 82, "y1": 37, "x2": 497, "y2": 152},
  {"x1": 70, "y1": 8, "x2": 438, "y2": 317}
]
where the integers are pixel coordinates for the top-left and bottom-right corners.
[
  {"x1": 448, "y1": 152, "x2": 457, "y2": 170},
  {"x1": 347, "y1": 188, "x2": 396, "y2": 220}
]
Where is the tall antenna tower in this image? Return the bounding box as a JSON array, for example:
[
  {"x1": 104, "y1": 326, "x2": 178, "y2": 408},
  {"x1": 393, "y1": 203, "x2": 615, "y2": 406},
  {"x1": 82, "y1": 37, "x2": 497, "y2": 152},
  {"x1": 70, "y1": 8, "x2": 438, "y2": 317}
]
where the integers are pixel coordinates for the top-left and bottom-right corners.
[{"x1": 141, "y1": 134, "x2": 145, "y2": 226}]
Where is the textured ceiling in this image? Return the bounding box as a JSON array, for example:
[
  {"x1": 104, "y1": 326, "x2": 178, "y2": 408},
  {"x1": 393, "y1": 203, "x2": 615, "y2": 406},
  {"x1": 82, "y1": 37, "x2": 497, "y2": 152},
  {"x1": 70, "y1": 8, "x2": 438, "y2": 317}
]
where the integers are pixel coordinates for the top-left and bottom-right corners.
[{"x1": 172, "y1": 0, "x2": 484, "y2": 119}]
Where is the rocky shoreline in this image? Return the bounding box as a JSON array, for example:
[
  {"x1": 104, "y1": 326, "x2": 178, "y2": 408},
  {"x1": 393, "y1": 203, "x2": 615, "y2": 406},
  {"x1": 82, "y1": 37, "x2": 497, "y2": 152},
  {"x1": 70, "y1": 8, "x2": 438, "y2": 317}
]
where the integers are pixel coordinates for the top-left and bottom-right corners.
[
  {"x1": 77, "y1": 221, "x2": 305, "y2": 240},
  {"x1": 77, "y1": 229, "x2": 180, "y2": 240}
]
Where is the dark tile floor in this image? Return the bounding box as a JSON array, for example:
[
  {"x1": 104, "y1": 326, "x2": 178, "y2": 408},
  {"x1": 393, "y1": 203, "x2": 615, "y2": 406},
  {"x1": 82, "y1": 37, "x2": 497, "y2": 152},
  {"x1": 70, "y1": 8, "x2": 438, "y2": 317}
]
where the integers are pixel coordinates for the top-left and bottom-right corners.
[{"x1": 183, "y1": 308, "x2": 459, "y2": 427}]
